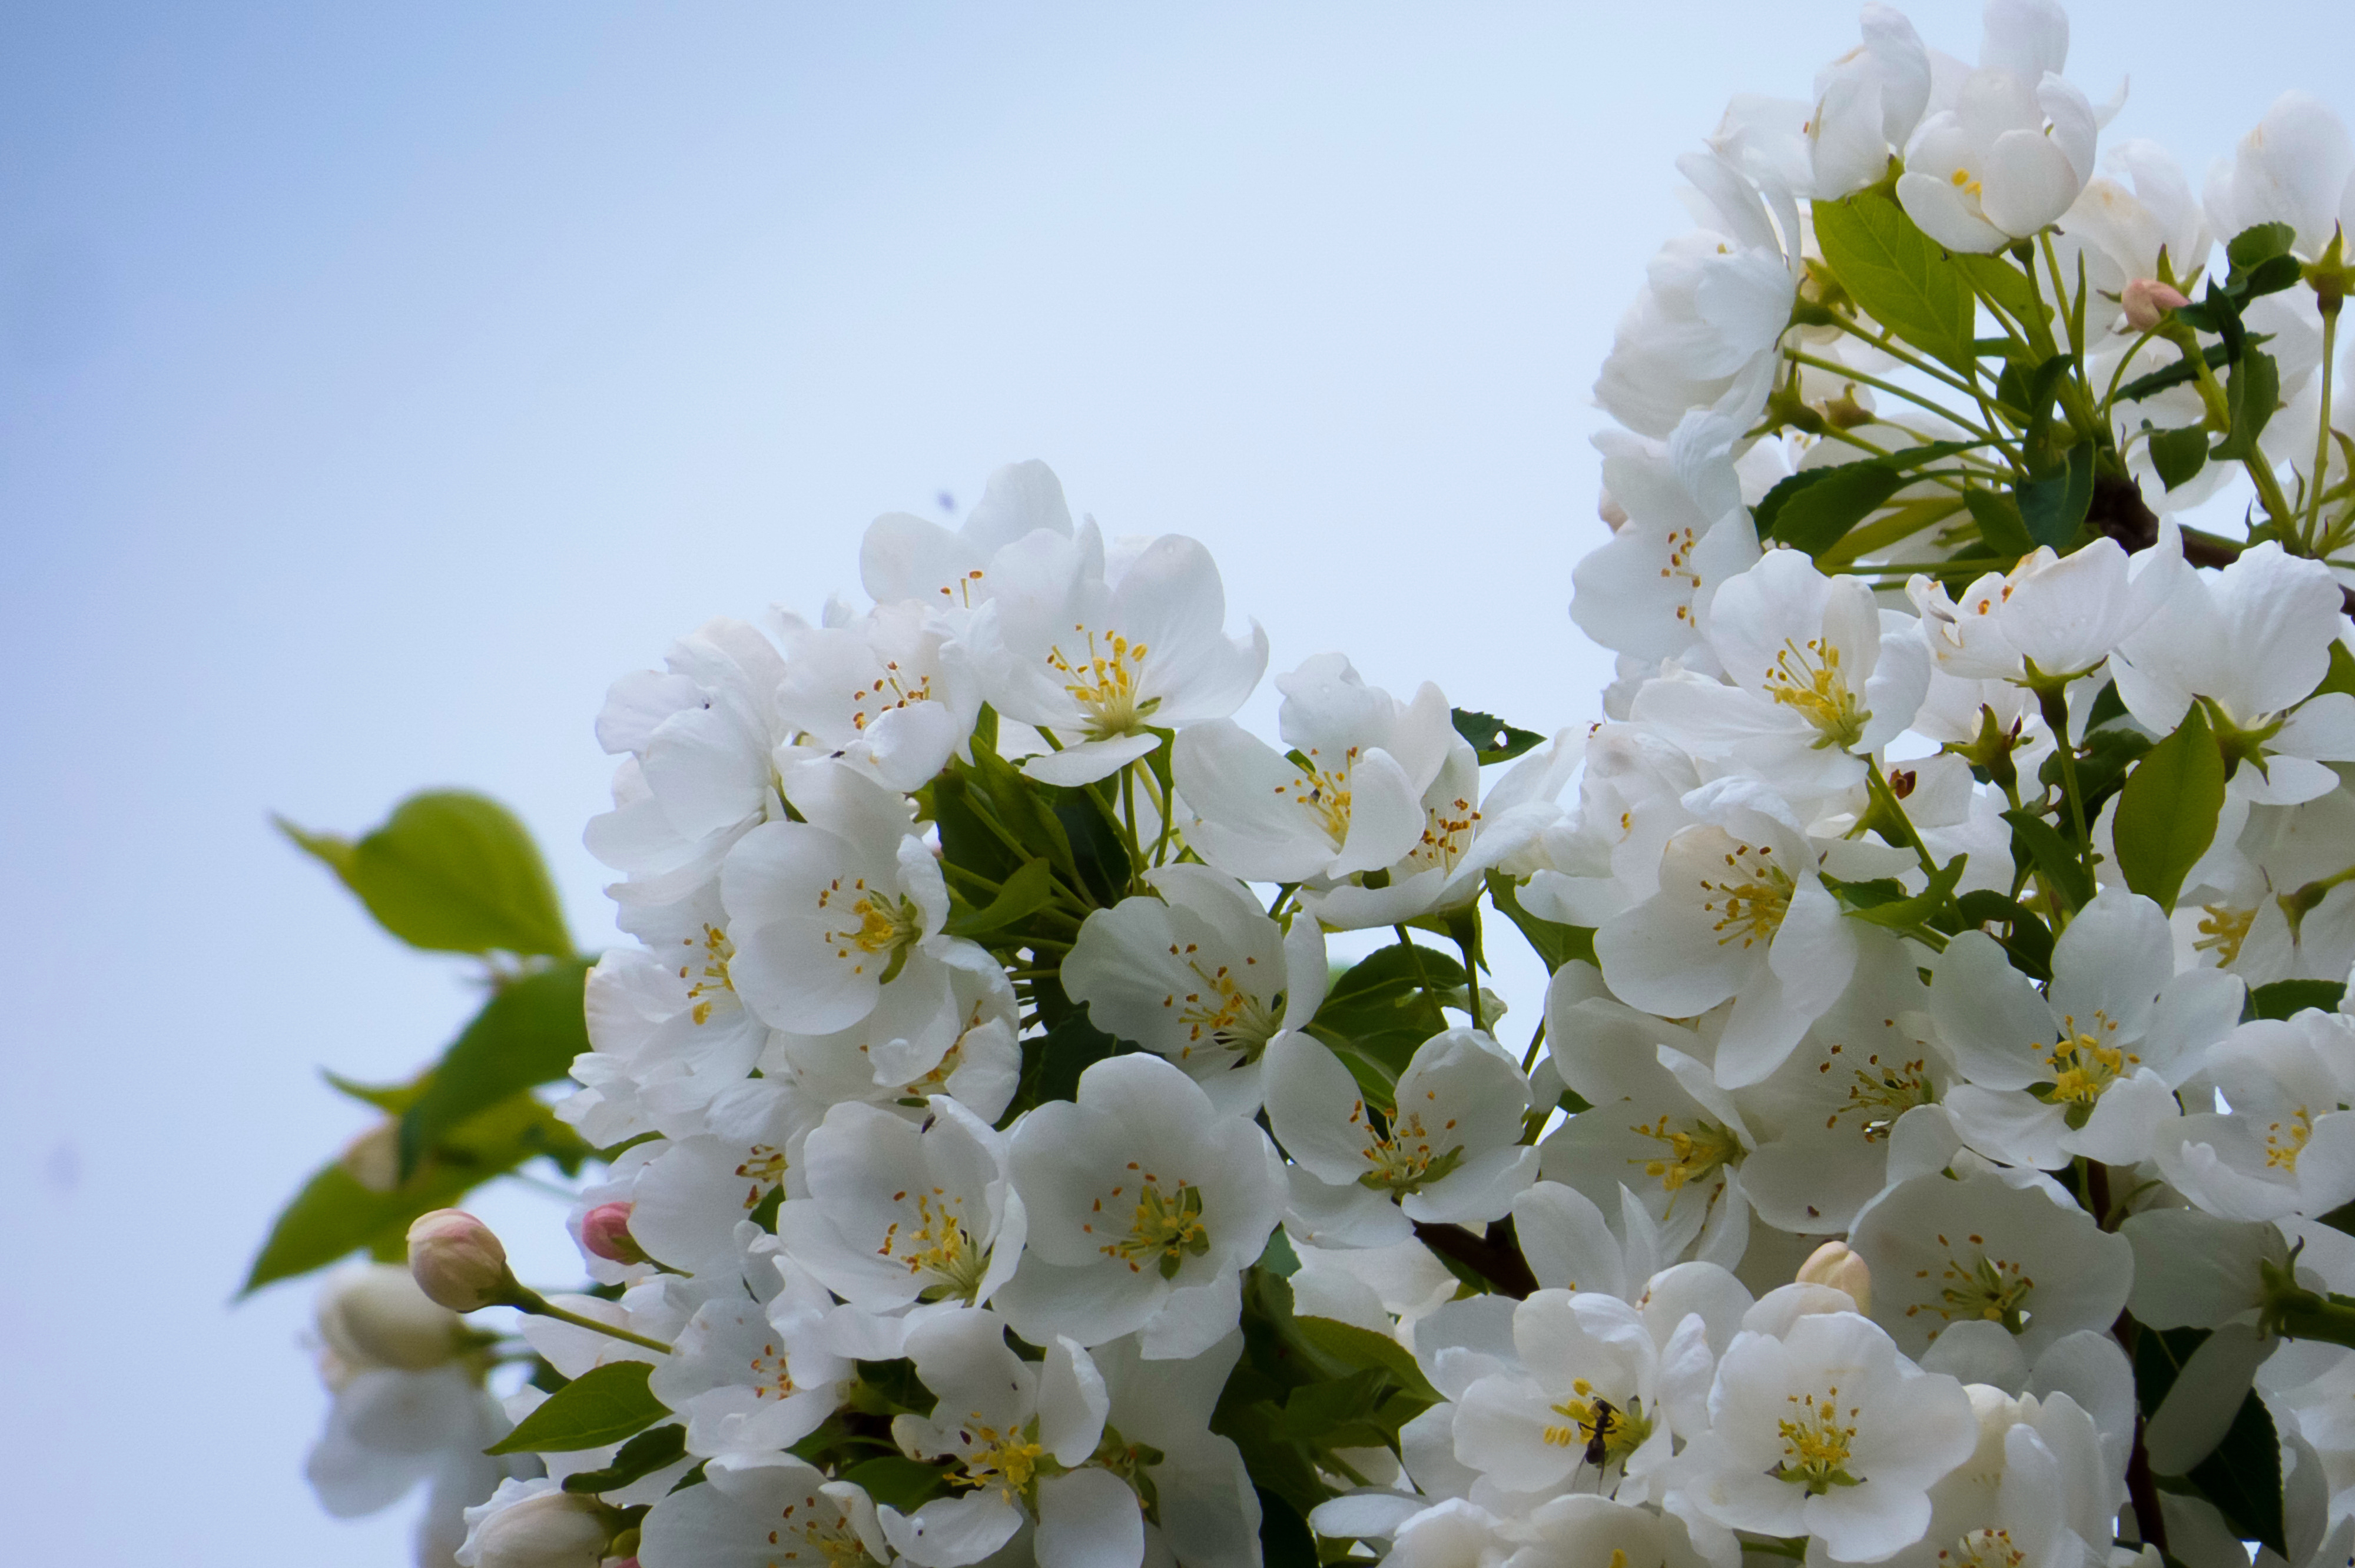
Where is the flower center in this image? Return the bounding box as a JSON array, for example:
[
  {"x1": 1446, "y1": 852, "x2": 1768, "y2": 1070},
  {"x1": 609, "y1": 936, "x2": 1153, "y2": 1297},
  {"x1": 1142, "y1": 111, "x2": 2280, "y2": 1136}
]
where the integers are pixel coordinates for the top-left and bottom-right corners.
[
  {"x1": 1279, "y1": 746, "x2": 1357, "y2": 846},
  {"x1": 1540, "y1": 1380, "x2": 1653, "y2": 1471},
  {"x1": 2034, "y1": 1011, "x2": 2138, "y2": 1125},
  {"x1": 1910, "y1": 1233, "x2": 2035, "y2": 1335},
  {"x1": 1047, "y1": 627, "x2": 1157, "y2": 739},
  {"x1": 1773, "y1": 1386, "x2": 1862, "y2": 1493},
  {"x1": 1352, "y1": 1097, "x2": 1467, "y2": 1194},
  {"x1": 1631, "y1": 1114, "x2": 1743, "y2": 1200},
  {"x1": 1086, "y1": 1170, "x2": 1212, "y2": 1279},
  {"x1": 1696, "y1": 836, "x2": 1795, "y2": 949},
  {"x1": 1819, "y1": 1042, "x2": 1935, "y2": 1142},
  {"x1": 2266, "y1": 1107, "x2": 2316, "y2": 1171},
  {"x1": 1939, "y1": 1527, "x2": 2029, "y2": 1568},
  {"x1": 735, "y1": 1145, "x2": 787, "y2": 1211},
  {"x1": 1406, "y1": 793, "x2": 1481, "y2": 875},
  {"x1": 1162, "y1": 944, "x2": 1278, "y2": 1064},
  {"x1": 2196, "y1": 904, "x2": 2254, "y2": 966},
  {"x1": 881, "y1": 1188, "x2": 989, "y2": 1302},
  {"x1": 1949, "y1": 167, "x2": 1984, "y2": 200},
  {"x1": 848, "y1": 660, "x2": 936, "y2": 732},
  {"x1": 749, "y1": 1336, "x2": 796, "y2": 1400},
  {"x1": 680, "y1": 923, "x2": 735, "y2": 1025},
  {"x1": 817, "y1": 876, "x2": 924, "y2": 983},
  {"x1": 952, "y1": 1418, "x2": 1047, "y2": 1504},
  {"x1": 1764, "y1": 635, "x2": 1870, "y2": 750},
  {"x1": 774, "y1": 1485, "x2": 888, "y2": 1568}
]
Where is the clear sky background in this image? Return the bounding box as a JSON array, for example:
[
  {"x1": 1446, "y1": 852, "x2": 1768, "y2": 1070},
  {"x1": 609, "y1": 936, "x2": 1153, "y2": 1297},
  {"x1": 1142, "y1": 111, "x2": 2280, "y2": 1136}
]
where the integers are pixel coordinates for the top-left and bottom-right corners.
[{"x1": 5, "y1": 2, "x2": 2352, "y2": 1561}]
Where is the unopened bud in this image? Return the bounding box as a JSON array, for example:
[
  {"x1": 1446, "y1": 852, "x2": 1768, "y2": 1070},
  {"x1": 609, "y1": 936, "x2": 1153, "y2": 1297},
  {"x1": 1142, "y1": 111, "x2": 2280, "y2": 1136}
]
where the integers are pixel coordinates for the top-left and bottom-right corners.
[
  {"x1": 1796, "y1": 1240, "x2": 1873, "y2": 1313},
  {"x1": 407, "y1": 1209, "x2": 517, "y2": 1313},
  {"x1": 2122, "y1": 277, "x2": 2190, "y2": 332},
  {"x1": 465, "y1": 1490, "x2": 606, "y2": 1568},
  {"x1": 338, "y1": 1121, "x2": 401, "y2": 1194},
  {"x1": 578, "y1": 1202, "x2": 648, "y2": 1266},
  {"x1": 317, "y1": 1264, "x2": 462, "y2": 1373},
  {"x1": 1598, "y1": 487, "x2": 1628, "y2": 535}
]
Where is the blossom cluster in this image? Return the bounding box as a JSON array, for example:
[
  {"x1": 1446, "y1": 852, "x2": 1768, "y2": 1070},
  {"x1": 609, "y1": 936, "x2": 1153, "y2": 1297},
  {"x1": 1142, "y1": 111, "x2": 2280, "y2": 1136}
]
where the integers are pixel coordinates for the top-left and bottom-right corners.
[{"x1": 257, "y1": 4, "x2": 2355, "y2": 1568}]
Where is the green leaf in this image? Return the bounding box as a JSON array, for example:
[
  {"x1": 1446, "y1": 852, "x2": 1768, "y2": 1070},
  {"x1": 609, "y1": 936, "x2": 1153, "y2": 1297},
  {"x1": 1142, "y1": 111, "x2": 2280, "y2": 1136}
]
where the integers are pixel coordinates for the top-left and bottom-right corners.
[
  {"x1": 398, "y1": 961, "x2": 595, "y2": 1177},
  {"x1": 2115, "y1": 338, "x2": 2255, "y2": 404},
  {"x1": 1813, "y1": 192, "x2": 1976, "y2": 371},
  {"x1": 2001, "y1": 808, "x2": 2094, "y2": 912},
  {"x1": 1755, "y1": 464, "x2": 1913, "y2": 557},
  {"x1": 2148, "y1": 423, "x2": 2210, "y2": 491},
  {"x1": 278, "y1": 791, "x2": 572, "y2": 958},
  {"x1": 1023, "y1": 974, "x2": 1123, "y2": 1110},
  {"x1": 1309, "y1": 940, "x2": 1468, "y2": 1087},
  {"x1": 1952, "y1": 251, "x2": 2048, "y2": 331},
  {"x1": 2041, "y1": 726, "x2": 2153, "y2": 823},
  {"x1": 321, "y1": 1069, "x2": 426, "y2": 1114},
  {"x1": 1485, "y1": 872, "x2": 1596, "y2": 973},
  {"x1": 2250, "y1": 979, "x2": 2347, "y2": 1020},
  {"x1": 2213, "y1": 347, "x2": 2282, "y2": 461},
  {"x1": 2186, "y1": 1391, "x2": 2287, "y2": 1557},
  {"x1": 1451, "y1": 708, "x2": 1544, "y2": 765},
  {"x1": 2113, "y1": 705, "x2": 2225, "y2": 912},
  {"x1": 1963, "y1": 488, "x2": 2036, "y2": 559},
  {"x1": 560, "y1": 1423, "x2": 687, "y2": 1494},
  {"x1": 1290, "y1": 1314, "x2": 1442, "y2": 1403},
  {"x1": 1955, "y1": 890, "x2": 2054, "y2": 981},
  {"x1": 2311, "y1": 639, "x2": 2355, "y2": 702},
  {"x1": 926, "y1": 770, "x2": 1023, "y2": 886},
  {"x1": 945, "y1": 857, "x2": 1056, "y2": 938},
  {"x1": 2133, "y1": 1324, "x2": 2207, "y2": 1418},
  {"x1": 839, "y1": 1456, "x2": 953, "y2": 1513},
  {"x1": 243, "y1": 1094, "x2": 592, "y2": 1291},
  {"x1": 2016, "y1": 441, "x2": 2094, "y2": 550},
  {"x1": 2227, "y1": 221, "x2": 2299, "y2": 274},
  {"x1": 1835, "y1": 855, "x2": 1966, "y2": 931},
  {"x1": 1255, "y1": 1487, "x2": 1320, "y2": 1568},
  {"x1": 487, "y1": 1360, "x2": 668, "y2": 1455},
  {"x1": 1051, "y1": 784, "x2": 1133, "y2": 907}
]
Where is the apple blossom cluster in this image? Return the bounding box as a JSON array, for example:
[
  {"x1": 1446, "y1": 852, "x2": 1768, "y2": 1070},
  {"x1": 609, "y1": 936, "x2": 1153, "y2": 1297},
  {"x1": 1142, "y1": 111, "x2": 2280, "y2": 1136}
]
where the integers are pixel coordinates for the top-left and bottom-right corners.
[{"x1": 247, "y1": 4, "x2": 2355, "y2": 1567}]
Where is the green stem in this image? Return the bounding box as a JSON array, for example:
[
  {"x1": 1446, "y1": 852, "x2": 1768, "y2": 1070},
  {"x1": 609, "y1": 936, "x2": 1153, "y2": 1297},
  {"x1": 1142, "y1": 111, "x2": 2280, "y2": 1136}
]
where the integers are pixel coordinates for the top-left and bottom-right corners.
[
  {"x1": 1863, "y1": 757, "x2": 1941, "y2": 879},
  {"x1": 1787, "y1": 350, "x2": 2005, "y2": 449},
  {"x1": 2309, "y1": 304, "x2": 2340, "y2": 551},
  {"x1": 502, "y1": 1287, "x2": 674, "y2": 1356},
  {"x1": 2030, "y1": 679, "x2": 2095, "y2": 885}
]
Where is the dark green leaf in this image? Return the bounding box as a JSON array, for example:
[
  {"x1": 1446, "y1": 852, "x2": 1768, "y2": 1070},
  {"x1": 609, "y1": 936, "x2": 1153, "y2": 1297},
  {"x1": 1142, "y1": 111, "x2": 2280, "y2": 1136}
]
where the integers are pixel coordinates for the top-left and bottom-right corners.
[
  {"x1": 2114, "y1": 705, "x2": 2225, "y2": 912},
  {"x1": 487, "y1": 1360, "x2": 668, "y2": 1455},
  {"x1": 1052, "y1": 785, "x2": 1132, "y2": 907},
  {"x1": 1451, "y1": 707, "x2": 1544, "y2": 765},
  {"x1": 2186, "y1": 1393, "x2": 2287, "y2": 1557},
  {"x1": 1290, "y1": 1313, "x2": 1442, "y2": 1403},
  {"x1": 1836, "y1": 855, "x2": 1966, "y2": 930},
  {"x1": 2041, "y1": 726, "x2": 2153, "y2": 822},
  {"x1": 1256, "y1": 1487, "x2": 1320, "y2": 1568},
  {"x1": 2002, "y1": 808, "x2": 2094, "y2": 912},
  {"x1": 2084, "y1": 679, "x2": 2130, "y2": 731},
  {"x1": 1963, "y1": 489, "x2": 2036, "y2": 558},
  {"x1": 2213, "y1": 347, "x2": 2281, "y2": 461},
  {"x1": 1756, "y1": 464, "x2": 1912, "y2": 556},
  {"x1": 2016, "y1": 441, "x2": 2094, "y2": 550},
  {"x1": 399, "y1": 961, "x2": 595, "y2": 1177},
  {"x1": 2148, "y1": 424, "x2": 2210, "y2": 491},
  {"x1": 2250, "y1": 979, "x2": 2347, "y2": 1021},
  {"x1": 561, "y1": 1423, "x2": 687, "y2": 1494},
  {"x1": 1024, "y1": 975, "x2": 1123, "y2": 1111},
  {"x1": 840, "y1": 1457, "x2": 954, "y2": 1513},
  {"x1": 2227, "y1": 222, "x2": 2298, "y2": 274},
  {"x1": 2116, "y1": 338, "x2": 2260, "y2": 404},
  {"x1": 278, "y1": 791, "x2": 572, "y2": 958},
  {"x1": 1485, "y1": 872, "x2": 1596, "y2": 974},
  {"x1": 946, "y1": 857, "x2": 1057, "y2": 938},
  {"x1": 927, "y1": 771, "x2": 1023, "y2": 886},
  {"x1": 1954, "y1": 890, "x2": 2054, "y2": 981},
  {"x1": 1813, "y1": 192, "x2": 1976, "y2": 371},
  {"x1": 2134, "y1": 1325, "x2": 2208, "y2": 1419},
  {"x1": 967, "y1": 749, "x2": 1076, "y2": 881},
  {"x1": 321, "y1": 1070, "x2": 424, "y2": 1114}
]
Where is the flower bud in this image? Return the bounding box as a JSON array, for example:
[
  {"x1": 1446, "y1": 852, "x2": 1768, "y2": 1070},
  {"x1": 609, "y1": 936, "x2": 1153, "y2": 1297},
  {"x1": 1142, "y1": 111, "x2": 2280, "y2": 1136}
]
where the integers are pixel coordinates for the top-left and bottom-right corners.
[
  {"x1": 578, "y1": 1202, "x2": 649, "y2": 1266},
  {"x1": 1796, "y1": 1240, "x2": 1873, "y2": 1313},
  {"x1": 316, "y1": 1264, "x2": 462, "y2": 1373},
  {"x1": 2122, "y1": 277, "x2": 2190, "y2": 332},
  {"x1": 338, "y1": 1120, "x2": 401, "y2": 1194},
  {"x1": 407, "y1": 1209, "x2": 516, "y2": 1313},
  {"x1": 464, "y1": 1490, "x2": 606, "y2": 1568}
]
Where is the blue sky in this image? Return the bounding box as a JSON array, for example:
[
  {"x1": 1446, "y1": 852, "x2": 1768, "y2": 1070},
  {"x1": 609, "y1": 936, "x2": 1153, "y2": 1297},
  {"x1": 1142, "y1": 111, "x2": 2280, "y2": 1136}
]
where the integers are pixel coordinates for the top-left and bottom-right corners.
[{"x1": 5, "y1": 2, "x2": 2351, "y2": 1560}]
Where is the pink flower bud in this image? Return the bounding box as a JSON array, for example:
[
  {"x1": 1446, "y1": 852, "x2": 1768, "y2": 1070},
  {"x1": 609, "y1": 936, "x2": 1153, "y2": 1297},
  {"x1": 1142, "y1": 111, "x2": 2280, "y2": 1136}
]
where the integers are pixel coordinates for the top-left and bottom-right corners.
[
  {"x1": 1796, "y1": 1239, "x2": 1873, "y2": 1313},
  {"x1": 579, "y1": 1201, "x2": 649, "y2": 1266},
  {"x1": 406, "y1": 1208, "x2": 516, "y2": 1312},
  {"x1": 2122, "y1": 277, "x2": 2190, "y2": 332}
]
